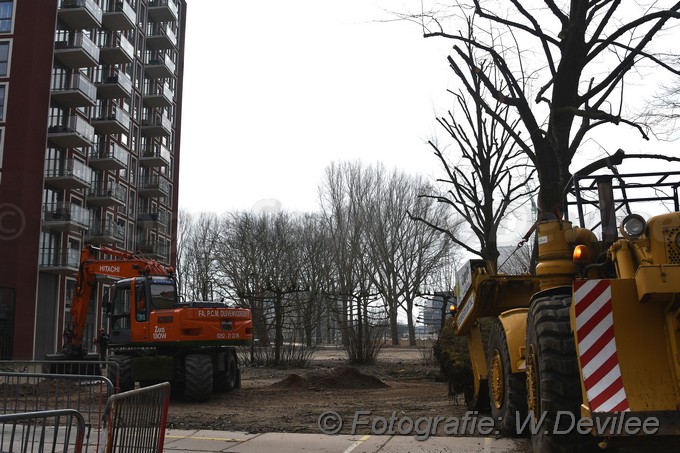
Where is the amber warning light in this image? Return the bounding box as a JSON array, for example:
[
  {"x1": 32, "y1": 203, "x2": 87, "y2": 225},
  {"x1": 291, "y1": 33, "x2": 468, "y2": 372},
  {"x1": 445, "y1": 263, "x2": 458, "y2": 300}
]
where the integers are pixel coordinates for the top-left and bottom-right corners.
[{"x1": 573, "y1": 245, "x2": 590, "y2": 264}]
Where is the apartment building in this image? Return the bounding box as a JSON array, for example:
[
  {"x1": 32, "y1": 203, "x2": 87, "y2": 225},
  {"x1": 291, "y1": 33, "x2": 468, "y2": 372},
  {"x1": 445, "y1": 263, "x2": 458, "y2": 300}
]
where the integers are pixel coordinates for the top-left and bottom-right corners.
[{"x1": 0, "y1": 0, "x2": 186, "y2": 360}]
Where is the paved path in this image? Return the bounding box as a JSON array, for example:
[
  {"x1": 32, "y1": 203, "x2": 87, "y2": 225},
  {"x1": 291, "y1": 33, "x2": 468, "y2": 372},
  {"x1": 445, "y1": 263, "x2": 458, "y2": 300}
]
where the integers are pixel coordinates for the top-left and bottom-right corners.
[{"x1": 164, "y1": 430, "x2": 530, "y2": 452}]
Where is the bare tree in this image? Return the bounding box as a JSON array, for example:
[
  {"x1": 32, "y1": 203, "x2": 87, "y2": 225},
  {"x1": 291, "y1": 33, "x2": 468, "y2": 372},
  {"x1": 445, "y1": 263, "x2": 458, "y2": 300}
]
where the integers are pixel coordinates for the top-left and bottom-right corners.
[
  {"x1": 179, "y1": 212, "x2": 221, "y2": 301},
  {"x1": 319, "y1": 161, "x2": 376, "y2": 347},
  {"x1": 364, "y1": 166, "x2": 454, "y2": 346},
  {"x1": 410, "y1": 2, "x2": 680, "y2": 216}
]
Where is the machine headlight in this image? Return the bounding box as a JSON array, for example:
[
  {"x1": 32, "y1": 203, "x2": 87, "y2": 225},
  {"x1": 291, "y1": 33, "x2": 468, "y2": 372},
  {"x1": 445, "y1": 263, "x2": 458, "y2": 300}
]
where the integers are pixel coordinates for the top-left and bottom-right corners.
[
  {"x1": 620, "y1": 214, "x2": 646, "y2": 239},
  {"x1": 675, "y1": 233, "x2": 680, "y2": 249}
]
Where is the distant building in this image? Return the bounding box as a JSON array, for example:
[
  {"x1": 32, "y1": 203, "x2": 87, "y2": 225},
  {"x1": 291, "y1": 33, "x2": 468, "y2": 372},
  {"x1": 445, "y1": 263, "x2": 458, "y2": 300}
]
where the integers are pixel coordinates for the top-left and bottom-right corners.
[
  {"x1": 0, "y1": 0, "x2": 186, "y2": 359},
  {"x1": 419, "y1": 292, "x2": 456, "y2": 335}
]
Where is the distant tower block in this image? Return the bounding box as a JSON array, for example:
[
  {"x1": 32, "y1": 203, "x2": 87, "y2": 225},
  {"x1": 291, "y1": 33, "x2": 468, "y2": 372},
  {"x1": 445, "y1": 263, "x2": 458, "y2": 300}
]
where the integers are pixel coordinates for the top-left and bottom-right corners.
[{"x1": 252, "y1": 199, "x2": 282, "y2": 214}]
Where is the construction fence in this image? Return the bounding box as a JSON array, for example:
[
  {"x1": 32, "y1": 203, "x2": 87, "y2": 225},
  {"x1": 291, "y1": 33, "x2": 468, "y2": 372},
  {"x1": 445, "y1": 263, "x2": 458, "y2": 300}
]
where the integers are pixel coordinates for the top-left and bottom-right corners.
[{"x1": 0, "y1": 361, "x2": 170, "y2": 452}]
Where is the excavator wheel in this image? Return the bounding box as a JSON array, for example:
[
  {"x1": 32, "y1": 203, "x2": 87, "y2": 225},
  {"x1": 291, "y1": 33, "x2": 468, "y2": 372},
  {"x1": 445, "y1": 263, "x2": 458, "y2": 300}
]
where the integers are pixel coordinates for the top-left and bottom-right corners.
[
  {"x1": 526, "y1": 294, "x2": 598, "y2": 452},
  {"x1": 214, "y1": 352, "x2": 239, "y2": 392},
  {"x1": 184, "y1": 354, "x2": 213, "y2": 402},
  {"x1": 109, "y1": 355, "x2": 134, "y2": 393},
  {"x1": 488, "y1": 319, "x2": 527, "y2": 436}
]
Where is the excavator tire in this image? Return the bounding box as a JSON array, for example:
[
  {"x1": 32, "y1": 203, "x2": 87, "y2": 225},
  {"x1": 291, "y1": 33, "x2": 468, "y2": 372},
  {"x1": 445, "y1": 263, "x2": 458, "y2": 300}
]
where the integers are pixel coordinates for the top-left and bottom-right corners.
[
  {"x1": 526, "y1": 294, "x2": 598, "y2": 452},
  {"x1": 215, "y1": 352, "x2": 239, "y2": 392},
  {"x1": 109, "y1": 355, "x2": 134, "y2": 392},
  {"x1": 184, "y1": 354, "x2": 213, "y2": 402},
  {"x1": 488, "y1": 319, "x2": 527, "y2": 436}
]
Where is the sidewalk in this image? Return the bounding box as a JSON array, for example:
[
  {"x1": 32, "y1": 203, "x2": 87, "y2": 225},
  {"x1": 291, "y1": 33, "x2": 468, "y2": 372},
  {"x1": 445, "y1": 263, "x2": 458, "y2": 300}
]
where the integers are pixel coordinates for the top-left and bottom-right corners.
[{"x1": 164, "y1": 429, "x2": 530, "y2": 452}]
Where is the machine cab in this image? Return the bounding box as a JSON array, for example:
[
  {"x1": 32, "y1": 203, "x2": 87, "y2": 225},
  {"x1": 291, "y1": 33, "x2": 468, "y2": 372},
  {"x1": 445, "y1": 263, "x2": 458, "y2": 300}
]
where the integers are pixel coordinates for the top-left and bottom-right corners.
[{"x1": 108, "y1": 276, "x2": 178, "y2": 344}]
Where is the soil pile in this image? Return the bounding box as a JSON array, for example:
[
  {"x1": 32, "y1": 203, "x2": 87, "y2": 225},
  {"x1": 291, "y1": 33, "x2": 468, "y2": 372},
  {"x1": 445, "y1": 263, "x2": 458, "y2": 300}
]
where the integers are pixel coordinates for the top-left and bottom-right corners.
[{"x1": 272, "y1": 366, "x2": 388, "y2": 390}]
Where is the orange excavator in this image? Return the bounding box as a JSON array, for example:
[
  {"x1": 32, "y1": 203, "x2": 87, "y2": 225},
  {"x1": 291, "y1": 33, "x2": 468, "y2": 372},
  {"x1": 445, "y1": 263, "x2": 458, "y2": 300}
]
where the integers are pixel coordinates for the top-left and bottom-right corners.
[{"x1": 57, "y1": 245, "x2": 252, "y2": 401}]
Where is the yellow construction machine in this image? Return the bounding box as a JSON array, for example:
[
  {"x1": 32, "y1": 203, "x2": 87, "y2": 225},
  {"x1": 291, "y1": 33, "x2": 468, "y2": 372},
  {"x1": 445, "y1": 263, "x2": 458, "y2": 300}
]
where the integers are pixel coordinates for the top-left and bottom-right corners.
[{"x1": 452, "y1": 164, "x2": 680, "y2": 451}]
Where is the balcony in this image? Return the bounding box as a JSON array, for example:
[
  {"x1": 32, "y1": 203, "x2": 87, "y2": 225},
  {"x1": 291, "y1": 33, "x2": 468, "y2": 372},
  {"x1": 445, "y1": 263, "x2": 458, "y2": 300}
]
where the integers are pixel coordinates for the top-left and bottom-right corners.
[
  {"x1": 87, "y1": 182, "x2": 126, "y2": 207},
  {"x1": 140, "y1": 143, "x2": 171, "y2": 168},
  {"x1": 44, "y1": 158, "x2": 92, "y2": 190},
  {"x1": 137, "y1": 240, "x2": 169, "y2": 261},
  {"x1": 138, "y1": 176, "x2": 170, "y2": 198},
  {"x1": 91, "y1": 106, "x2": 130, "y2": 135},
  {"x1": 39, "y1": 248, "x2": 80, "y2": 276},
  {"x1": 85, "y1": 220, "x2": 125, "y2": 245},
  {"x1": 145, "y1": 54, "x2": 175, "y2": 79},
  {"x1": 141, "y1": 114, "x2": 171, "y2": 137},
  {"x1": 42, "y1": 202, "x2": 90, "y2": 233},
  {"x1": 51, "y1": 73, "x2": 97, "y2": 108},
  {"x1": 137, "y1": 210, "x2": 169, "y2": 227},
  {"x1": 54, "y1": 32, "x2": 100, "y2": 69},
  {"x1": 146, "y1": 23, "x2": 177, "y2": 50},
  {"x1": 58, "y1": 0, "x2": 102, "y2": 30},
  {"x1": 48, "y1": 115, "x2": 95, "y2": 148},
  {"x1": 89, "y1": 142, "x2": 128, "y2": 171},
  {"x1": 147, "y1": 0, "x2": 178, "y2": 22},
  {"x1": 102, "y1": 0, "x2": 136, "y2": 31},
  {"x1": 99, "y1": 32, "x2": 134, "y2": 65},
  {"x1": 143, "y1": 83, "x2": 173, "y2": 108},
  {"x1": 96, "y1": 71, "x2": 132, "y2": 99}
]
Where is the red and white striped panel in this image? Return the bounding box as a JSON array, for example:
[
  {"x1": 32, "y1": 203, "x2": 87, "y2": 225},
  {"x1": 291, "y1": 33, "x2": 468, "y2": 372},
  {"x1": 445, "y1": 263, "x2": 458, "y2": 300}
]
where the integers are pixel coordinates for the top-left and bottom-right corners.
[{"x1": 573, "y1": 280, "x2": 630, "y2": 413}]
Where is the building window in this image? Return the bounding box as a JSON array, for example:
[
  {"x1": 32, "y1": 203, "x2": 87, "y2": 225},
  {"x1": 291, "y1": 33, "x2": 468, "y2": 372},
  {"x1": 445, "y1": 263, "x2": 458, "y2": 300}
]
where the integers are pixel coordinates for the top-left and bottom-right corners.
[
  {"x1": 0, "y1": 128, "x2": 3, "y2": 184},
  {"x1": 0, "y1": 84, "x2": 6, "y2": 121},
  {"x1": 0, "y1": 41, "x2": 9, "y2": 76},
  {"x1": 0, "y1": 1, "x2": 13, "y2": 34}
]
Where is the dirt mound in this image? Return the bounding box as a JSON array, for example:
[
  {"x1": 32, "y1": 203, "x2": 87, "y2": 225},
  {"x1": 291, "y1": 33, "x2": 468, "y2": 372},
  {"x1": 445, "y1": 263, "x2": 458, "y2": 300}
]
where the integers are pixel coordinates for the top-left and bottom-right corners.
[{"x1": 272, "y1": 366, "x2": 388, "y2": 390}]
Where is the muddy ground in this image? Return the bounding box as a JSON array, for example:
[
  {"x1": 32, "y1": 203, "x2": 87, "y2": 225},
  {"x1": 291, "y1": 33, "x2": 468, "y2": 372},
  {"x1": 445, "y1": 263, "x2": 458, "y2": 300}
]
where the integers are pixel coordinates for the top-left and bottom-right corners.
[{"x1": 166, "y1": 345, "x2": 472, "y2": 435}]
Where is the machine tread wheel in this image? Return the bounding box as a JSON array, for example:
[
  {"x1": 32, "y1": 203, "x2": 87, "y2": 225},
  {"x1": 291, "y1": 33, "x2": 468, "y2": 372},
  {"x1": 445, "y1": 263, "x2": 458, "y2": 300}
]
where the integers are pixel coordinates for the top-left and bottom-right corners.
[
  {"x1": 184, "y1": 354, "x2": 213, "y2": 402},
  {"x1": 488, "y1": 319, "x2": 527, "y2": 436},
  {"x1": 110, "y1": 355, "x2": 134, "y2": 393},
  {"x1": 526, "y1": 294, "x2": 597, "y2": 453},
  {"x1": 214, "y1": 352, "x2": 239, "y2": 392}
]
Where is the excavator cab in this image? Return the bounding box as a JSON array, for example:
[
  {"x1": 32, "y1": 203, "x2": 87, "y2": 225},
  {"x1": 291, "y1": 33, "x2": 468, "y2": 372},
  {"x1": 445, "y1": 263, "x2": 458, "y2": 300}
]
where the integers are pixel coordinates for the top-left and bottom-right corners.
[{"x1": 107, "y1": 276, "x2": 178, "y2": 345}]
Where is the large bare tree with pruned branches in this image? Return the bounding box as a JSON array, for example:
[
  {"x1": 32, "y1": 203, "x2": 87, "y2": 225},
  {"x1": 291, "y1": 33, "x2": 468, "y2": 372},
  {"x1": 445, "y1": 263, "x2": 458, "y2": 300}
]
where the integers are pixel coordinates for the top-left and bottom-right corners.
[{"x1": 407, "y1": 1, "x2": 680, "y2": 217}]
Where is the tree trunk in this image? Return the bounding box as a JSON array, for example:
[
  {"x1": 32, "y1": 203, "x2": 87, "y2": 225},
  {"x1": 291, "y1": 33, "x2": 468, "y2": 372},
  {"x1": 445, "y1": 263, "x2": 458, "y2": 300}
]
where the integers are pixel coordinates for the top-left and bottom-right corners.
[{"x1": 274, "y1": 294, "x2": 283, "y2": 366}]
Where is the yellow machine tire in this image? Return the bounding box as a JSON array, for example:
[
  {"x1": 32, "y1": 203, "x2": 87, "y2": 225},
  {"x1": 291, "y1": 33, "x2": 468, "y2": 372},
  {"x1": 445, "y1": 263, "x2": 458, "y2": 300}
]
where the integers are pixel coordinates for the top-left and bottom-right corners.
[
  {"x1": 526, "y1": 294, "x2": 597, "y2": 452},
  {"x1": 463, "y1": 372, "x2": 490, "y2": 411},
  {"x1": 488, "y1": 319, "x2": 527, "y2": 435}
]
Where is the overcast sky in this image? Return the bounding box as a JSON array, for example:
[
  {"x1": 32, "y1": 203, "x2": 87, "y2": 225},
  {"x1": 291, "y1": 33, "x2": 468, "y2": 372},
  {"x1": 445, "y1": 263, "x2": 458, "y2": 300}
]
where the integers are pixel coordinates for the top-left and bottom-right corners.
[
  {"x1": 178, "y1": 1, "x2": 455, "y2": 214},
  {"x1": 177, "y1": 1, "x2": 677, "y2": 218}
]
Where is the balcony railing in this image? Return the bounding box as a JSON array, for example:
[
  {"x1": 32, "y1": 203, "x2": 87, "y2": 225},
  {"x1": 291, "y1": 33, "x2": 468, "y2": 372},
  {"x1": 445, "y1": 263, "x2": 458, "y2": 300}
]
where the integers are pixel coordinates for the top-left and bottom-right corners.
[
  {"x1": 137, "y1": 210, "x2": 169, "y2": 227},
  {"x1": 96, "y1": 70, "x2": 133, "y2": 99},
  {"x1": 146, "y1": 23, "x2": 177, "y2": 50},
  {"x1": 143, "y1": 83, "x2": 174, "y2": 108},
  {"x1": 48, "y1": 115, "x2": 95, "y2": 148},
  {"x1": 42, "y1": 202, "x2": 90, "y2": 232},
  {"x1": 137, "y1": 240, "x2": 169, "y2": 259},
  {"x1": 147, "y1": 0, "x2": 178, "y2": 22},
  {"x1": 98, "y1": 32, "x2": 134, "y2": 65},
  {"x1": 138, "y1": 175, "x2": 170, "y2": 198},
  {"x1": 140, "y1": 114, "x2": 172, "y2": 137},
  {"x1": 102, "y1": 0, "x2": 136, "y2": 30},
  {"x1": 86, "y1": 219, "x2": 125, "y2": 245},
  {"x1": 44, "y1": 158, "x2": 92, "y2": 190},
  {"x1": 140, "y1": 143, "x2": 171, "y2": 167},
  {"x1": 58, "y1": 0, "x2": 103, "y2": 30},
  {"x1": 89, "y1": 141, "x2": 128, "y2": 171},
  {"x1": 145, "y1": 54, "x2": 176, "y2": 79},
  {"x1": 39, "y1": 247, "x2": 80, "y2": 275},
  {"x1": 54, "y1": 32, "x2": 100, "y2": 68},
  {"x1": 91, "y1": 106, "x2": 130, "y2": 134},
  {"x1": 88, "y1": 182, "x2": 126, "y2": 207},
  {"x1": 51, "y1": 72, "x2": 97, "y2": 107}
]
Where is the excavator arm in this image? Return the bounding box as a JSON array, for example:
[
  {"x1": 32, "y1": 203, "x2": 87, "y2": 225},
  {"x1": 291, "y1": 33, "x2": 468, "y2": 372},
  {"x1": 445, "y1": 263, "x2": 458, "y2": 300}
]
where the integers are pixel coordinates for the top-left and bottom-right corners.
[{"x1": 64, "y1": 245, "x2": 174, "y2": 358}]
